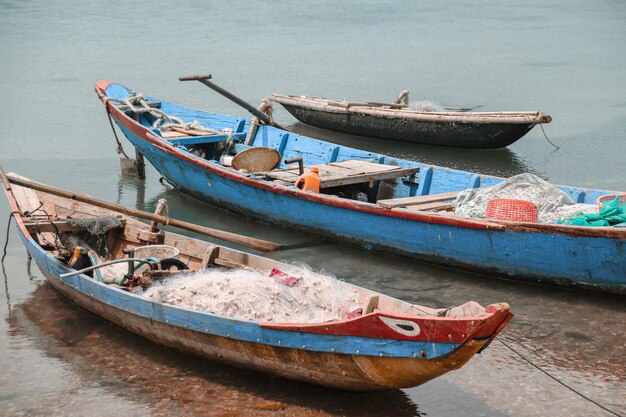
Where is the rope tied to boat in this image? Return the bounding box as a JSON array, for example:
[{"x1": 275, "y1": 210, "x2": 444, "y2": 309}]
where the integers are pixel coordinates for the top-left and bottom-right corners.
[
  {"x1": 258, "y1": 97, "x2": 275, "y2": 126},
  {"x1": 102, "y1": 97, "x2": 132, "y2": 159},
  {"x1": 540, "y1": 124, "x2": 559, "y2": 149},
  {"x1": 497, "y1": 338, "x2": 621, "y2": 417},
  {"x1": 157, "y1": 199, "x2": 170, "y2": 226},
  {"x1": 2, "y1": 211, "x2": 22, "y2": 263},
  {"x1": 2, "y1": 203, "x2": 61, "y2": 262},
  {"x1": 106, "y1": 92, "x2": 234, "y2": 137},
  {"x1": 244, "y1": 97, "x2": 276, "y2": 145}
]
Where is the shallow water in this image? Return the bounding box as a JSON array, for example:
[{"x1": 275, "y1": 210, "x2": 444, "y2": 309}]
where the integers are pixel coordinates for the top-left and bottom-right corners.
[{"x1": 1, "y1": 1, "x2": 625, "y2": 416}]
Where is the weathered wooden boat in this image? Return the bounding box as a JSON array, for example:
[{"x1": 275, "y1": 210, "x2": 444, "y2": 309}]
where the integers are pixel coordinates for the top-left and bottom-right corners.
[
  {"x1": 272, "y1": 93, "x2": 552, "y2": 149},
  {"x1": 94, "y1": 80, "x2": 626, "y2": 294},
  {"x1": 1, "y1": 171, "x2": 513, "y2": 391}
]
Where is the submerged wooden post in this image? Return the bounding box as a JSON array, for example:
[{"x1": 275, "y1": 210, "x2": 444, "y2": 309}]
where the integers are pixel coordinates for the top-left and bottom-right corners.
[
  {"x1": 135, "y1": 149, "x2": 146, "y2": 180},
  {"x1": 127, "y1": 112, "x2": 146, "y2": 179}
]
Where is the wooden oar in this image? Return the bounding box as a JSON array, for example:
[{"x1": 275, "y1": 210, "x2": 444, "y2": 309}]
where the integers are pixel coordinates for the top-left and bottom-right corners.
[
  {"x1": 1, "y1": 170, "x2": 282, "y2": 252},
  {"x1": 179, "y1": 74, "x2": 290, "y2": 131},
  {"x1": 0, "y1": 166, "x2": 11, "y2": 192}
]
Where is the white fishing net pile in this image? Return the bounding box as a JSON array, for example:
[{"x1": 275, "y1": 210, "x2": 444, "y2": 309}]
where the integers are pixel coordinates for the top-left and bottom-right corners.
[
  {"x1": 409, "y1": 101, "x2": 444, "y2": 112},
  {"x1": 100, "y1": 262, "x2": 129, "y2": 285},
  {"x1": 140, "y1": 266, "x2": 362, "y2": 323},
  {"x1": 454, "y1": 173, "x2": 598, "y2": 223}
]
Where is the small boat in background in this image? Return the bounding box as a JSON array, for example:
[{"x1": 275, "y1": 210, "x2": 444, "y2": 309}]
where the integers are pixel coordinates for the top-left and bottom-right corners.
[
  {"x1": 0, "y1": 171, "x2": 512, "y2": 391},
  {"x1": 272, "y1": 91, "x2": 551, "y2": 149}
]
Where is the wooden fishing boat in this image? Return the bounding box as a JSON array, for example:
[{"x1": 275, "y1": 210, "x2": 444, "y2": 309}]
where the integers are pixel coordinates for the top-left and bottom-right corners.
[
  {"x1": 94, "y1": 79, "x2": 626, "y2": 294},
  {"x1": 0, "y1": 171, "x2": 513, "y2": 391},
  {"x1": 272, "y1": 93, "x2": 552, "y2": 149}
]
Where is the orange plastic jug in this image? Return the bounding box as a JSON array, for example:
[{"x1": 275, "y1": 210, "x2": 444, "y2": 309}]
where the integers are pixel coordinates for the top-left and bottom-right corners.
[{"x1": 294, "y1": 167, "x2": 320, "y2": 193}]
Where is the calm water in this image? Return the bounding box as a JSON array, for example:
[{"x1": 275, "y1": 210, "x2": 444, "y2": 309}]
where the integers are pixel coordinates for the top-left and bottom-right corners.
[{"x1": 0, "y1": 1, "x2": 625, "y2": 416}]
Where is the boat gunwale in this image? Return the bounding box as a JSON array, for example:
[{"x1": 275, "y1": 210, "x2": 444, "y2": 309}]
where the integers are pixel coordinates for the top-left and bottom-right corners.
[
  {"x1": 95, "y1": 81, "x2": 625, "y2": 240},
  {"x1": 272, "y1": 93, "x2": 552, "y2": 125}
]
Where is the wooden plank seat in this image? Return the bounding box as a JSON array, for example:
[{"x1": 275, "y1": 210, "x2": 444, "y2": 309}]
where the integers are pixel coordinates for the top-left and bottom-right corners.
[
  {"x1": 263, "y1": 160, "x2": 419, "y2": 189},
  {"x1": 167, "y1": 134, "x2": 232, "y2": 146},
  {"x1": 161, "y1": 129, "x2": 245, "y2": 144},
  {"x1": 377, "y1": 191, "x2": 460, "y2": 211},
  {"x1": 24, "y1": 219, "x2": 126, "y2": 234}
]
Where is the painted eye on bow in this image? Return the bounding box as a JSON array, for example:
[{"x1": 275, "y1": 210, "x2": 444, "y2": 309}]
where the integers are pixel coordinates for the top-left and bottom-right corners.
[{"x1": 379, "y1": 317, "x2": 421, "y2": 337}]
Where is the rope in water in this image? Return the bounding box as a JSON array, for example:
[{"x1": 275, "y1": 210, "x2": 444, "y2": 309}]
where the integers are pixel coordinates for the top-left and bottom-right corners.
[
  {"x1": 1, "y1": 212, "x2": 21, "y2": 263},
  {"x1": 105, "y1": 110, "x2": 130, "y2": 159},
  {"x1": 496, "y1": 338, "x2": 621, "y2": 416},
  {"x1": 540, "y1": 124, "x2": 559, "y2": 149}
]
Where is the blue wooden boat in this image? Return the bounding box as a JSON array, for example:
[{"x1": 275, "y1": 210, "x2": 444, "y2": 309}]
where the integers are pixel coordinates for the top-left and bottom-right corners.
[
  {"x1": 95, "y1": 80, "x2": 626, "y2": 294},
  {"x1": 1, "y1": 172, "x2": 512, "y2": 390}
]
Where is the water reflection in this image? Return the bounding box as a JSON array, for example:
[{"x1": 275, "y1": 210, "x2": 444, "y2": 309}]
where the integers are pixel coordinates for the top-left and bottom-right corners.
[
  {"x1": 106, "y1": 158, "x2": 624, "y2": 415},
  {"x1": 10, "y1": 283, "x2": 423, "y2": 417},
  {"x1": 145, "y1": 184, "x2": 318, "y2": 250},
  {"x1": 116, "y1": 172, "x2": 147, "y2": 209},
  {"x1": 289, "y1": 122, "x2": 541, "y2": 177}
]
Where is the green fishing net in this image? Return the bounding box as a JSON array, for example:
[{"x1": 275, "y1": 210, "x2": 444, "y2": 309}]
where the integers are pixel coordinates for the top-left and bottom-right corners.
[{"x1": 558, "y1": 196, "x2": 626, "y2": 227}]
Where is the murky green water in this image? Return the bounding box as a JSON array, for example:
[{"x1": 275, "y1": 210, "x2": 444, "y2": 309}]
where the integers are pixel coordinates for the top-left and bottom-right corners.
[{"x1": 1, "y1": 1, "x2": 624, "y2": 416}]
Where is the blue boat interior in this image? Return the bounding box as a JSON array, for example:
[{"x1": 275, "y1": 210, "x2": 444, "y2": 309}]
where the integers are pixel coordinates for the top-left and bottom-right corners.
[{"x1": 105, "y1": 83, "x2": 612, "y2": 208}]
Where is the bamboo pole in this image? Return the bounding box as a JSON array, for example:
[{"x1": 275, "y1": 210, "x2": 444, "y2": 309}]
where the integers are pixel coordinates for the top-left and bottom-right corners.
[
  {"x1": 2, "y1": 172, "x2": 282, "y2": 252},
  {"x1": 0, "y1": 165, "x2": 11, "y2": 191}
]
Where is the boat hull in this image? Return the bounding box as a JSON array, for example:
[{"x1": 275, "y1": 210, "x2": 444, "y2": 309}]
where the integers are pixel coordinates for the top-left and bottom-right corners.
[
  {"x1": 94, "y1": 81, "x2": 625, "y2": 294},
  {"x1": 281, "y1": 104, "x2": 534, "y2": 149},
  {"x1": 115, "y1": 125, "x2": 626, "y2": 294},
  {"x1": 17, "y1": 234, "x2": 484, "y2": 391}
]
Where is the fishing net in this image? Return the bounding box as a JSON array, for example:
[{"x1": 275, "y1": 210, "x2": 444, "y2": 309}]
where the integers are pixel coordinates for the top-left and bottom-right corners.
[
  {"x1": 444, "y1": 301, "x2": 487, "y2": 318},
  {"x1": 454, "y1": 173, "x2": 598, "y2": 223},
  {"x1": 409, "y1": 101, "x2": 444, "y2": 112},
  {"x1": 558, "y1": 196, "x2": 626, "y2": 227},
  {"x1": 67, "y1": 215, "x2": 123, "y2": 235},
  {"x1": 59, "y1": 216, "x2": 124, "y2": 258},
  {"x1": 140, "y1": 265, "x2": 362, "y2": 323}
]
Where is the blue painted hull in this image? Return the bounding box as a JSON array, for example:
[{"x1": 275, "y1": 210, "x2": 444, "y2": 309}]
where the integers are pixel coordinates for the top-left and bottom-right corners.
[
  {"x1": 12, "y1": 216, "x2": 498, "y2": 390},
  {"x1": 22, "y1": 232, "x2": 458, "y2": 360},
  {"x1": 129, "y1": 131, "x2": 626, "y2": 292},
  {"x1": 96, "y1": 81, "x2": 626, "y2": 294}
]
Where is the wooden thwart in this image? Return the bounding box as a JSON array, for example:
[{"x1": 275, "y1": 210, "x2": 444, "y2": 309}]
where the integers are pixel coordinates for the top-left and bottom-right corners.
[
  {"x1": 24, "y1": 219, "x2": 126, "y2": 234},
  {"x1": 264, "y1": 160, "x2": 419, "y2": 189},
  {"x1": 378, "y1": 191, "x2": 460, "y2": 210}
]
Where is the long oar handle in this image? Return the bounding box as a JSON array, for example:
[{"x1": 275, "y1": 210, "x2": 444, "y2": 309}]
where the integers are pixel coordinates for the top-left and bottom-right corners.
[
  {"x1": 0, "y1": 165, "x2": 12, "y2": 191},
  {"x1": 4, "y1": 173, "x2": 282, "y2": 252},
  {"x1": 179, "y1": 74, "x2": 289, "y2": 131}
]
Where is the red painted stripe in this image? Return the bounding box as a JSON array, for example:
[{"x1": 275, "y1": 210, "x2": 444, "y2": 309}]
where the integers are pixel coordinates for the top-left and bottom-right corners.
[
  {"x1": 95, "y1": 82, "x2": 626, "y2": 239},
  {"x1": 261, "y1": 305, "x2": 512, "y2": 344},
  {"x1": 95, "y1": 80, "x2": 113, "y2": 95}
]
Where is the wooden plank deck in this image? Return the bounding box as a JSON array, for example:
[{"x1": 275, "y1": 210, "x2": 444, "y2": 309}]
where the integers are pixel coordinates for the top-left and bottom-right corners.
[
  {"x1": 264, "y1": 160, "x2": 419, "y2": 189},
  {"x1": 377, "y1": 191, "x2": 459, "y2": 211}
]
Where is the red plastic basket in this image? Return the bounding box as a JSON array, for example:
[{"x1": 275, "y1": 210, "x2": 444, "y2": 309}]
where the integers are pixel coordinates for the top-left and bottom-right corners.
[
  {"x1": 596, "y1": 194, "x2": 626, "y2": 209},
  {"x1": 485, "y1": 199, "x2": 538, "y2": 222}
]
